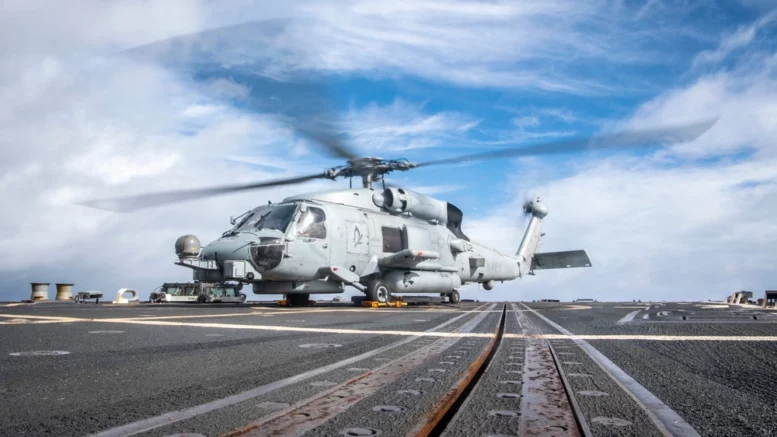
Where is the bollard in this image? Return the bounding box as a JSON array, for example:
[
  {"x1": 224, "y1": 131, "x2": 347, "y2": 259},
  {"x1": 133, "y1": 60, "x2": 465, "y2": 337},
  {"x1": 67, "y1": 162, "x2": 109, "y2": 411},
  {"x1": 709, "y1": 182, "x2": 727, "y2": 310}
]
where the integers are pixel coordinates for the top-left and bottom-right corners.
[
  {"x1": 30, "y1": 283, "x2": 50, "y2": 301},
  {"x1": 55, "y1": 283, "x2": 74, "y2": 300}
]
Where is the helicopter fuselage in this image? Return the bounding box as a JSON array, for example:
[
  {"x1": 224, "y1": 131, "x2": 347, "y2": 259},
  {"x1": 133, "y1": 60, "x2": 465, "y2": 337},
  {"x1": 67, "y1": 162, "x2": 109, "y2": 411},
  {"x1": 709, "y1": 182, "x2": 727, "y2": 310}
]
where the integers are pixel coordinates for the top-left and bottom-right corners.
[{"x1": 175, "y1": 188, "x2": 529, "y2": 299}]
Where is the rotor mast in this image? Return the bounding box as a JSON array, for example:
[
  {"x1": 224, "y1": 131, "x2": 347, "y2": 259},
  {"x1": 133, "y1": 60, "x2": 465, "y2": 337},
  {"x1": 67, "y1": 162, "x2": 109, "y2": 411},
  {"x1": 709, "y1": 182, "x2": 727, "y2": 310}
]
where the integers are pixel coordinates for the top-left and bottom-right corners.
[{"x1": 362, "y1": 173, "x2": 373, "y2": 189}]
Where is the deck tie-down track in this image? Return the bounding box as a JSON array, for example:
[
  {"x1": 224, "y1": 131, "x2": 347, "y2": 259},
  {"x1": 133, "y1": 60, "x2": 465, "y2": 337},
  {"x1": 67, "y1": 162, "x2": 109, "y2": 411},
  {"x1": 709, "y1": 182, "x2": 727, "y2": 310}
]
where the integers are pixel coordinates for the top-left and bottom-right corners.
[
  {"x1": 218, "y1": 303, "x2": 604, "y2": 437},
  {"x1": 0, "y1": 301, "x2": 708, "y2": 437},
  {"x1": 76, "y1": 302, "x2": 683, "y2": 437}
]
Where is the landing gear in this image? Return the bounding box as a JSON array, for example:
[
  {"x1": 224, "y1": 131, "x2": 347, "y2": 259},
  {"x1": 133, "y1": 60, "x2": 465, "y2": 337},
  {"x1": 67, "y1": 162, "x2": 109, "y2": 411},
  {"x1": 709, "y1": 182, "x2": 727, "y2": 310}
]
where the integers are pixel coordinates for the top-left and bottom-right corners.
[
  {"x1": 287, "y1": 294, "x2": 310, "y2": 306},
  {"x1": 442, "y1": 290, "x2": 461, "y2": 304},
  {"x1": 366, "y1": 280, "x2": 392, "y2": 303}
]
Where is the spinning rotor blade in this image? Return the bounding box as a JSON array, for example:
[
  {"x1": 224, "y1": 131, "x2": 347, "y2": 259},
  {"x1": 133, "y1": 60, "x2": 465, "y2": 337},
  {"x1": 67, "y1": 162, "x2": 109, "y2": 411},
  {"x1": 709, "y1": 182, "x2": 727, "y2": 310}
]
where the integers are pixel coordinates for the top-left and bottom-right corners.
[
  {"x1": 413, "y1": 118, "x2": 718, "y2": 168},
  {"x1": 122, "y1": 18, "x2": 359, "y2": 161},
  {"x1": 288, "y1": 118, "x2": 358, "y2": 160},
  {"x1": 80, "y1": 172, "x2": 329, "y2": 212}
]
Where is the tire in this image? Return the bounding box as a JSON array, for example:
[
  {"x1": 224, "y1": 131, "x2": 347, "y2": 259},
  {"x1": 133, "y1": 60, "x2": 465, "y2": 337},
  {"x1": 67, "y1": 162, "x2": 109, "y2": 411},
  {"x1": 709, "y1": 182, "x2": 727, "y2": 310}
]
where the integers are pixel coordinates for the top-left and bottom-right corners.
[
  {"x1": 449, "y1": 290, "x2": 461, "y2": 304},
  {"x1": 366, "y1": 280, "x2": 392, "y2": 303},
  {"x1": 288, "y1": 294, "x2": 310, "y2": 306},
  {"x1": 197, "y1": 294, "x2": 207, "y2": 304}
]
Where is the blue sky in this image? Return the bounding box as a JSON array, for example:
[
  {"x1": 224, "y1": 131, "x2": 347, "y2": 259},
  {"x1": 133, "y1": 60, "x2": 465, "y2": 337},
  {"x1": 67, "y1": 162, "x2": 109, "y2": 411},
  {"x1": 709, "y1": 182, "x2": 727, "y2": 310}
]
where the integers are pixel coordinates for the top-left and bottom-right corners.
[{"x1": 1, "y1": 1, "x2": 776, "y2": 302}]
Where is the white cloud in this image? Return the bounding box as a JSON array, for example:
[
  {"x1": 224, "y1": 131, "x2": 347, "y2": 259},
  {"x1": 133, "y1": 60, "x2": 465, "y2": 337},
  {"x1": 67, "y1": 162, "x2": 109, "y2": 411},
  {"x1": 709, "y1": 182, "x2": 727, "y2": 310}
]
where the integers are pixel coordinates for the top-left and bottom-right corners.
[
  {"x1": 122, "y1": 0, "x2": 707, "y2": 95},
  {"x1": 692, "y1": 11, "x2": 777, "y2": 68},
  {"x1": 343, "y1": 98, "x2": 479, "y2": 152},
  {"x1": 622, "y1": 57, "x2": 777, "y2": 158},
  {"x1": 2, "y1": 1, "x2": 775, "y2": 307},
  {"x1": 0, "y1": 2, "x2": 334, "y2": 300},
  {"x1": 512, "y1": 116, "x2": 540, "y2": 129},
  {"x1": 463, "y1": 154, "x2": 777, "y2": 302},
  {"x1": 463, "y1": 14, "x2": 777, "y2": 302}
]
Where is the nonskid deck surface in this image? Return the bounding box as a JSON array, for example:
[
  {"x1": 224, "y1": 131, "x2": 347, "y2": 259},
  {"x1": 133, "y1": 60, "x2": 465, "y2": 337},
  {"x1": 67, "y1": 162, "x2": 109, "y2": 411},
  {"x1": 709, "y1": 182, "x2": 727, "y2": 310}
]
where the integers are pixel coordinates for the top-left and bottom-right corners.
[{"x1": 0, "y1": 301, "x2": 775, "y2": 436}]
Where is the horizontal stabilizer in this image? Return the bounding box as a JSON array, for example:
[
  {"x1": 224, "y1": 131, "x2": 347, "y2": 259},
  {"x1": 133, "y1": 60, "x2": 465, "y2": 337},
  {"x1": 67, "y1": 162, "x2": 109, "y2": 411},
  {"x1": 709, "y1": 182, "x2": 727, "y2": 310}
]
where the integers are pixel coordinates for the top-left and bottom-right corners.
[{"x1": 532, "y1": 250, "x2": 592, "y2": 270}]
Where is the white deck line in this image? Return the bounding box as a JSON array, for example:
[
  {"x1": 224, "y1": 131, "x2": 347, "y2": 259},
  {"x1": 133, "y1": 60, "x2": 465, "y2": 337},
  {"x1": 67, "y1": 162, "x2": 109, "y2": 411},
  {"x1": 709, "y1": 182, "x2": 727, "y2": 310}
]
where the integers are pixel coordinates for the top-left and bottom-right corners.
[
  {"x1": 616, "y1": 310, "x2": 641, "y2": 325},
  {"x1": 87, "y1": 304, "x2": 493, "y2": 437},
  {"x1": 519, "y1": 303, "x2": 701, "y2": 437}
]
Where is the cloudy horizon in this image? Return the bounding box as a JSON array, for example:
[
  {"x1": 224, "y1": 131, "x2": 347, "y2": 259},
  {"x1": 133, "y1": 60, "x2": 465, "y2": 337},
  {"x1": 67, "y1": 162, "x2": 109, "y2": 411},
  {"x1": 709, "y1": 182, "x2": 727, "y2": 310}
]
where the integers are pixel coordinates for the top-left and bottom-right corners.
[{"x1": 1, "y1": 0, "x2": 776, "y2": 303}]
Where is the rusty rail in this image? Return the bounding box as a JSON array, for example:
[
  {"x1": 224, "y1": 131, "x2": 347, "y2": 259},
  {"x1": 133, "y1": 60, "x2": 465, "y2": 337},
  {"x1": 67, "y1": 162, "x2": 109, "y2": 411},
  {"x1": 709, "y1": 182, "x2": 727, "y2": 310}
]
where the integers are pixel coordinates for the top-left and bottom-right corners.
[
  {"x1": 223, "y1": 304, "x2": 498, "y2": 437},
  {"x1": 413, "y1": 304, "x2": 506, "y2": 437},
  {"x1": 528, "y1": 316, "x2": 594, "y2": 437},
  {"x1": 220, "y1": 303, "x2": 597, "y2": 437}
]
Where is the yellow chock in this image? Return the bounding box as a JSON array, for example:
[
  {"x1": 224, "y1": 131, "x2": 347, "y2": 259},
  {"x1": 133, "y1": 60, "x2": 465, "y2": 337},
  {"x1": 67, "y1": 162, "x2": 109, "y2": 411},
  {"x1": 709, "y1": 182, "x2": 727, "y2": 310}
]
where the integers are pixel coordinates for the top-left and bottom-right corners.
[
  {"x1": 362, "y1": 301, "x2": 408, "y2": 308},
  {"x1": 277, "y1": 300, "x2": 289, "y2": 306}
]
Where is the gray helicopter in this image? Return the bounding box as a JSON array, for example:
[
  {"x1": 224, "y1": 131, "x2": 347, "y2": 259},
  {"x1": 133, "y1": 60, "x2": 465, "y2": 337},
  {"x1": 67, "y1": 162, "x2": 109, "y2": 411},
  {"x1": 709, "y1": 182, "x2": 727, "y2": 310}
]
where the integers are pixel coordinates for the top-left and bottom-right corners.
[{"x1": 83, "y1": 119, "x2": 716, "y2": 305}]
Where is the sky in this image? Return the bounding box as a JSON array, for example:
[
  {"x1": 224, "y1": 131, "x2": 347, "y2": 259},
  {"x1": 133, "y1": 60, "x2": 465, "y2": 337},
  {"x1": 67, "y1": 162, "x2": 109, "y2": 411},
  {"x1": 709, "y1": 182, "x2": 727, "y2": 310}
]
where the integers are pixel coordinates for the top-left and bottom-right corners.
[{"x1": 1, "y1": 0, "x2": 776, "y2": 303}]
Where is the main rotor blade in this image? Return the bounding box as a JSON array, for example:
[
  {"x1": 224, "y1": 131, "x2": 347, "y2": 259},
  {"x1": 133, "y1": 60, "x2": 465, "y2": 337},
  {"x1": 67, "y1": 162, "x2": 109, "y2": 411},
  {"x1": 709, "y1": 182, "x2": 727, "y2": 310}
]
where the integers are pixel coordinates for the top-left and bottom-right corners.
[
  {"x1": 413, "y1": 118, "x2": 718, "y2": 168},
  {"x1": 121, "y1": 18, "x2": 359, "y2": 160},
  {"x1": 79, "y1": 172, "x2": 329, "y2": 212},
  {"x1": 288, "y1": 118, "x2": 358, "y2": 160}
]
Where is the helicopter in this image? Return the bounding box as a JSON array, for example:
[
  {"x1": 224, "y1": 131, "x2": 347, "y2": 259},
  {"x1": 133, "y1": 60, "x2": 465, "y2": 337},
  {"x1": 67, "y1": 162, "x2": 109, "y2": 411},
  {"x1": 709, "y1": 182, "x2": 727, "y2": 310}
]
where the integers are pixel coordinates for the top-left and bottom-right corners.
[{"x1": 83, "y1": 117, "x2": 717, "y2": 305}]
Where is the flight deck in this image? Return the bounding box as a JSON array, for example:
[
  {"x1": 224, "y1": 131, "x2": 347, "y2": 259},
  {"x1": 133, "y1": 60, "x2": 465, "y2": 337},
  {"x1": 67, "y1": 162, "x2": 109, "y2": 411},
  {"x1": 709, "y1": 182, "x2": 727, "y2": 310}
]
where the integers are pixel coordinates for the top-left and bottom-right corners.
[{"x1": 1, "y1": 301, "x2": 775, "y2": 437}]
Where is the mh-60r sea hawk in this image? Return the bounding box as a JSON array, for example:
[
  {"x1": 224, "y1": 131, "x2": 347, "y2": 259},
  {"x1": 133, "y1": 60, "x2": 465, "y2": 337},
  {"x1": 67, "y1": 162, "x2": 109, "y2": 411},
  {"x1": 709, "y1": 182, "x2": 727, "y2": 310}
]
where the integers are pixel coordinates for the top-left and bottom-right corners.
[{"x1": 82, "y1": 119, "x2": 716, "y2": 305}]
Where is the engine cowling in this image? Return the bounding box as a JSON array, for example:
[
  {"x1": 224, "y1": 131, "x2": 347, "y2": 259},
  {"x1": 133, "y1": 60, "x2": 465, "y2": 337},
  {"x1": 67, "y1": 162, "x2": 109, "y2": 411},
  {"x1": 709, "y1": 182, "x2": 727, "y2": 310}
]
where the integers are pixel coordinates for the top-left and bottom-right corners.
[{"x1": 376, "y1": 187, "x2": 448, "y2": 225}]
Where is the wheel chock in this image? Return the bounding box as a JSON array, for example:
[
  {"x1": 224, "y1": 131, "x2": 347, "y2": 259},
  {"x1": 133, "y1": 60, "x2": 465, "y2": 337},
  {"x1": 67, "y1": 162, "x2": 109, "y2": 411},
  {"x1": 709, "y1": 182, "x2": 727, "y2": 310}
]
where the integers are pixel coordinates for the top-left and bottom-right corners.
[{"x1": 361, "y1": 301, "x2": 408, "y2": 308}]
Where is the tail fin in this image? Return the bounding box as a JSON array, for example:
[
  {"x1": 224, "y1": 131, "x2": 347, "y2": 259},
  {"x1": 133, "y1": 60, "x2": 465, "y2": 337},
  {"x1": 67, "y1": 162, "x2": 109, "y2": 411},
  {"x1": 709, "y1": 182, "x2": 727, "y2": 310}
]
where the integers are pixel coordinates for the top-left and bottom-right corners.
[
  {"x1": 516, "y1": 198, "x2": 593, "y2": 276},
  {"x1": 516, "y1": 198, "x2": 547, "y2": 277}
]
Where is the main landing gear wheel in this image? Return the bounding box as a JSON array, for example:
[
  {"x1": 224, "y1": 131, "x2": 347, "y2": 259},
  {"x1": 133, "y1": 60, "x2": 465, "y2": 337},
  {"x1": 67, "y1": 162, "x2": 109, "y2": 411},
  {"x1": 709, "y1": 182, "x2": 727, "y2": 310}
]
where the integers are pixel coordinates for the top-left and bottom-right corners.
[
  {"x1": 288, "y1": 294, "x2": 310, "y2": 306},
  {"x1": 367, "y1": 280, "x2": 392, "y2": 304},
  {"x1": 448, "y1": 290, "x2": 460, "y2": 304}
]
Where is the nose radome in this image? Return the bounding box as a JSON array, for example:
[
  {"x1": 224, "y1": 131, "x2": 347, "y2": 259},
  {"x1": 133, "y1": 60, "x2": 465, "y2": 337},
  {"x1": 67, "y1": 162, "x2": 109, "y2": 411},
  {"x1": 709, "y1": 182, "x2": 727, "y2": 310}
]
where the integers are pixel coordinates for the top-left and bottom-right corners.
[{"x1": 175, "y1": 235, "x2": 201, "y2": 259}]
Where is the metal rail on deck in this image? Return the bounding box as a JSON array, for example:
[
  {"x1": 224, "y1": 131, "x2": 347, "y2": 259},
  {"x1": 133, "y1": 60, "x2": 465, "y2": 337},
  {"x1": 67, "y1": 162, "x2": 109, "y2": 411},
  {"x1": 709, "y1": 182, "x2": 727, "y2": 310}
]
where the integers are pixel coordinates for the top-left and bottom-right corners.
[
  {"x1": 520, "y1": 307, "x2": 593, "y2": 437},
  {"x1": 220, "y1": 303, "x2": 598, "y2": 437}
]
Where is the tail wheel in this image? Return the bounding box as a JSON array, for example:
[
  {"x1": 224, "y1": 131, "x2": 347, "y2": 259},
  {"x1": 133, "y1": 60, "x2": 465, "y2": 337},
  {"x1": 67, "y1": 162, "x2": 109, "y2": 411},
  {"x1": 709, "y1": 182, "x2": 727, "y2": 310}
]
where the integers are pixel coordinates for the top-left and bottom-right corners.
[
  {"x1": 367, "y1": 280, "x2": 392, "y2": 304},
  {"x1": 449, "y1": 290, "x2": 461, "y2": 304}
]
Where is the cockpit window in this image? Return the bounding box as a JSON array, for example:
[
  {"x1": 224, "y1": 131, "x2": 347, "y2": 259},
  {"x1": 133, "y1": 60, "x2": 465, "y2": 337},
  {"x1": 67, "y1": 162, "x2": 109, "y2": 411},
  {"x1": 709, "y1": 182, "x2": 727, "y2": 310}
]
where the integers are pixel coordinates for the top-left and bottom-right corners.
[
  {"x1": 296, "y1": 207, "x2": 327, "y2": 239},
  {"x1": 233, "y1": 204, "x2": 297, "y2": 233}
]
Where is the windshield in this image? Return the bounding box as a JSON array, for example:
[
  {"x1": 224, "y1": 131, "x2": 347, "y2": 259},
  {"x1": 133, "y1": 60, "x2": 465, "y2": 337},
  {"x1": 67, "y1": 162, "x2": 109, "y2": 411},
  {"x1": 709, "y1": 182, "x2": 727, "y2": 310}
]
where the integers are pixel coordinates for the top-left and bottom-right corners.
[{"x1": 232, "y1": 204, "x2": 297, "y2": 233}]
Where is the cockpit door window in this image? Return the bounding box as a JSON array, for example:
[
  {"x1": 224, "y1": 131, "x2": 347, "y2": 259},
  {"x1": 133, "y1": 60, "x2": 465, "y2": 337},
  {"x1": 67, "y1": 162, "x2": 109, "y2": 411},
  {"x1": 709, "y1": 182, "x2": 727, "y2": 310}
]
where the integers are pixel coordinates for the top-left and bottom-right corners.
[{"x1": 296, "y1": 207, "x2": 327, "y2": 239}]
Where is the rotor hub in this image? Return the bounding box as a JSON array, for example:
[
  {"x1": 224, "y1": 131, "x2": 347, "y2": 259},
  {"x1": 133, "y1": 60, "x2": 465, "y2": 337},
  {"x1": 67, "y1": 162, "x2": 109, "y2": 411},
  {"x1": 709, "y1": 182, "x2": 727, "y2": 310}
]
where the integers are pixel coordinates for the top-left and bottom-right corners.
[{"x1": 330, "y1": 157, "x2": 416, "y2": 188}]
